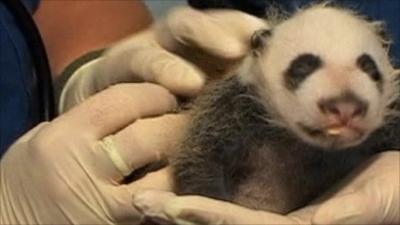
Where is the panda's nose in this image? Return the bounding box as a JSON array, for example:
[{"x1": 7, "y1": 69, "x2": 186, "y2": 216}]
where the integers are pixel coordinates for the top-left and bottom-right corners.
[{"x1": 318, "y1": 93, "x2": 368, "y2": 123}]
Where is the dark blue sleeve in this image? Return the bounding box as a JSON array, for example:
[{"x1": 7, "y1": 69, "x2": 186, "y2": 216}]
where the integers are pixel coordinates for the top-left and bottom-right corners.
[
  {"x1": 188, "y1": 0, "x2": 400, "y2": 66},
  {"x1": 188, "y1": 0, "x2": 269, "y2": 16},
  {"x1": 0, "y1": 0, "x2": 41, "y2": 157},
  {"x1": 21, "y1": 0, "x2": 40, "y2": 13}
]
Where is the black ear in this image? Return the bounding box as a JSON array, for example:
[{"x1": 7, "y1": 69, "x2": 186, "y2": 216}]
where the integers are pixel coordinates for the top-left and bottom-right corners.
[
  {"x1": 251, "y1": 29, "x2": 272, "y2": 56},
  {"x1": 367, "y1": 20, "x2": 392, "y2": 49},
  {"x1": 375, "y1": 22, "x2": 391, "y2": 49}
]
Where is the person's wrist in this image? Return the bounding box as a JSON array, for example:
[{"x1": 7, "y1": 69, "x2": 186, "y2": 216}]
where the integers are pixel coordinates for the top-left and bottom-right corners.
[
  {"x1": 54, "y1": 49, "x2": 105, "y2": 108},
  {"x1": 58, "y1": 53, "x2": 105, "y2": 113}
]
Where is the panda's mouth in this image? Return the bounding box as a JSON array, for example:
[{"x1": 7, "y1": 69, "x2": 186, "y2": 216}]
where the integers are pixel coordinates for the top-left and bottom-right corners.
[{"x1": 298, "y1": 123, "x2": 366, "y2": 148}]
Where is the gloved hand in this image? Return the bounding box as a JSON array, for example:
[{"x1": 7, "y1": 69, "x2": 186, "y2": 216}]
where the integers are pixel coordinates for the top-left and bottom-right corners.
[
  {"x1": 312, "y1": 151, "x2": 399, "y2": 225},
  {"x1": 0, "y1": 83, "x2": 188, "y2": 224},
  {"x1": 59, "y1": 7, "x2": 268, "y2": 112},
  {"x1": 131, "y1": 151, "x2": 400, "y2": 225}
]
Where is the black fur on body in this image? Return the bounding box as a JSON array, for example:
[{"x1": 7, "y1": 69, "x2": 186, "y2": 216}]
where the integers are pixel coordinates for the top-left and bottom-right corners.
[{"x1": 172, "y1": 75, "x2": 400, "y2": 214}]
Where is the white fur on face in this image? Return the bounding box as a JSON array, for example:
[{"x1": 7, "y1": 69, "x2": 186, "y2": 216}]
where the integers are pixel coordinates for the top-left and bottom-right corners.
[{"x1": 249, "y1": 5, "x2": 398, "y2": 149}]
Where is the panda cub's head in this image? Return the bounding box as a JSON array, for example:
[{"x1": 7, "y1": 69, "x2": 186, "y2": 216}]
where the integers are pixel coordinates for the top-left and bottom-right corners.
[{"x1": 243, "y1": 5, "x2": 399, "y2": 149}]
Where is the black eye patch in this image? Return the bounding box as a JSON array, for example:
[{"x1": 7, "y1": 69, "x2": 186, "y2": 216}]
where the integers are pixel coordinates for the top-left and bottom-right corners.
[
  {"x1": 284, "y1": 54, "x2": 322, "y2": 90},
  {"x1": 356, "y1": 54, "x2": 383, "y2": 83}
]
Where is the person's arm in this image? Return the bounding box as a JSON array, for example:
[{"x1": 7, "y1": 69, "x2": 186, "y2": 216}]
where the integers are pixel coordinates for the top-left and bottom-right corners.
[{"x1": 33, "y1": 0, "x2": 152, "y2": 76}]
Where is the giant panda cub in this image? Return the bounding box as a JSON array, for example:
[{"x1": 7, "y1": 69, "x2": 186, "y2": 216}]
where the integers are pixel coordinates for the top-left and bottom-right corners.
[{"x1": 172, "y1": 4, "x2": 400, "y2": 214}]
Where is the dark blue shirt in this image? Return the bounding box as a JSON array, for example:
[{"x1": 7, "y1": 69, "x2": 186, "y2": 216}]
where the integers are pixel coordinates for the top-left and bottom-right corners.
[
  {"x1": 188, "y1": 0, "x2": 400, "y2": 66},
  {"x1": 0, "y1": 0, "x2": 40, "y2": 156}
]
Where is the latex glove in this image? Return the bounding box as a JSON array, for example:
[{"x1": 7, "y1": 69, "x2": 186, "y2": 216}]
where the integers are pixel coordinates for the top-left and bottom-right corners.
[
  {"x1": 131, "y1": 151, "x2": 400, "y2": 225},
  {"x1": 312, "y1": 150, "x2": 399, "y2": 225},
  {"x1": 0, "y1": 83, "x2": 188, "y2": 224},
  {"x1": 59, "y1": 7, "x2": 268, "y2": 112}
]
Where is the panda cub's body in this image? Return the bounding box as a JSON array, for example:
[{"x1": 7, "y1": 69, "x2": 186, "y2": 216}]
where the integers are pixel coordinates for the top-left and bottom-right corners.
[{"x1": 172, "y1": 4, "x2": 400, "y2": 213}]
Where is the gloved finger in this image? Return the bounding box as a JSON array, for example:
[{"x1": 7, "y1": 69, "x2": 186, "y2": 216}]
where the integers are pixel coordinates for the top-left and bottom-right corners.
[
  {"x1": 102, "y1": 114, "x2": 188, "y2": 181},
  {"x1": 161, "y1": 7, "x2": 268, "y2": 59},
  {"x1": 313, "y1": 175, "x2": 400, "y2": 225},
  {"x1": 288, "y1": 205, "x2": 317, "y2": 224},
  {"x1": 132, "y1": 190, "x2": 300, "y2": 225},
  {"x1": 128, "y1": 47, "x2": 205, "y2": 96},
  {"x1": 108, "y1": 167, "x2": 174, "y2": 224},
  {"x1": 94, "y1": 33, "x2": 206, "y2": 97},
  {"x1": 55, "y1": 83, "x2": 177, "y2": 140},
  {"x1": 313, "y1": 152, "x2": 400, "y2": 225}
]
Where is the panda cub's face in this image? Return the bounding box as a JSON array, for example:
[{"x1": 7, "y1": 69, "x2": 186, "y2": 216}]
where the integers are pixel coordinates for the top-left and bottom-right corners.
[{"x1": 255, "y1": 6, "x2": 398, "y2": 149}]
